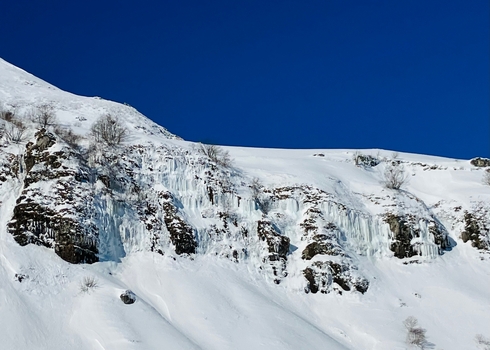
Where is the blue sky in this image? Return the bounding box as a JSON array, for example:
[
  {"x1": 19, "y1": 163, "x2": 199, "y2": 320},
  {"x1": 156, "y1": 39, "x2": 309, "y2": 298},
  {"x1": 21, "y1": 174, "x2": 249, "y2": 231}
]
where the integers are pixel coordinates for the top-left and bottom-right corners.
[{"x1": 1, "y1": 0, "x2": 488, "y2": 158}]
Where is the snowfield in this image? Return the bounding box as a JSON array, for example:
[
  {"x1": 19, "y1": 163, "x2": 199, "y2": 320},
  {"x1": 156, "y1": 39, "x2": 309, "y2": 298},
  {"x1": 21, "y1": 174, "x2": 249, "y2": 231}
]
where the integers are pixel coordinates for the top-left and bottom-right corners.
[{"x1": 0, "y1": 57, "x2": 489, "y2": 349}]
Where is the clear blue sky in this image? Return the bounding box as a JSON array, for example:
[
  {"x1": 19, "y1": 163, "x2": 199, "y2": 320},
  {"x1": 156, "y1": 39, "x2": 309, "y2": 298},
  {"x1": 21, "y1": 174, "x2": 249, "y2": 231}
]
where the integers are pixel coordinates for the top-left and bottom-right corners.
[{"x1": 1, "y1": 0, "x2": 488, "y2": 158}]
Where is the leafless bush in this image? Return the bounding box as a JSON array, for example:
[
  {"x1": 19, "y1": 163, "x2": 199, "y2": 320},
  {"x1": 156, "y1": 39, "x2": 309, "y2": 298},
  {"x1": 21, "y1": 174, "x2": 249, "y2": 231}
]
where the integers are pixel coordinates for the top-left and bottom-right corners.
[
  {"x1": 352, "y1": 150, "x2": 361, "y2": 166},
  {"x1": 53, "y1": 125, "x2": 81, "y2": 148},
  {"x1": 384, "y1": 162, "x2": 407, "y2": 189},
  {"x1": 249, "y1": 177, "x2": 272, "y2": 213},
  {"x1": 0, "y1": 107, "x2": 27, "y2": 144},
  {"x1": 0, "y1": 109, "x2": 15, "y2": 122},
  {"x1": 32, "y1": 104, "x2": 57, "y2": 127},
  {"x1": 483, "y1": 170, "x2": 490, "y2": 186},
  {"x1": 197, "y1": 143, "x2": 233, "y2": 168},
  {"x1": 4, "y1": 123, "x2": 27, "y2": 144},
  {"x1": 403, "y1": 316, "x2": 428, "y2": 349},
  {"x1": 250, "y1": 177, "x2": 263, "y2": 200},
  {"x1": 90, "y1": 114, "x2": 127, "y2": 146},
  {"x1": 79, "y1": 276, "x2": 99, "y2": 293},
  {"x1": 476, "y1": 334, "x2": 490, "y2": 350}
]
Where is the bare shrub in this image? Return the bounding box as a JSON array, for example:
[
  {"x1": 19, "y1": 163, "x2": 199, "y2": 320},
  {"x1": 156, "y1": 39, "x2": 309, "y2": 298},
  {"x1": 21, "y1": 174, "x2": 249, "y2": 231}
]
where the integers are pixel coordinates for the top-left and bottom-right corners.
[
  {"x1": 475, "y1": 334, "x2": 490, "y2": 350},
  {"x1": 4, "y1": 123, "x2": 27, "y2": 144},
  {"x1": 384, "y1": 162, "x2": 407, "y2": 189},
  {"x1": 403, "y1": 316, "x2": 428, "y2": 349},
  {"x1": 249, "y1": 177, "x2": 272, "y2": 213},
  {"x1": 0, "y1": 107, "x2": 27, "y2": 144},
  {"x1": 197, "y1": 143, "x2": 233, "y2": 168},
  {"x1": 250, "y1": 177, "x2": 263, "y2": 200},
  {"x1": 352, "y1": 150, "x2": 361, "y2": 166},
  {"x1": 53, "y1": 125, "x2": 81, "y2": 148},
  {"x1": 483, "y1": 169, "x2": 490, "y2": 186},
  {"x1": 90, "y1": 114, "x2": 127, "y2": 146},
  {"x1": 0, "y1": 109, "x2": 15, "y2": 122},
  {"x1": 32, "y1": 104, "x2": 57, "y2": 127},
  {"x1": 79, "y1": 276, "x2": 99, "y2": 293}
]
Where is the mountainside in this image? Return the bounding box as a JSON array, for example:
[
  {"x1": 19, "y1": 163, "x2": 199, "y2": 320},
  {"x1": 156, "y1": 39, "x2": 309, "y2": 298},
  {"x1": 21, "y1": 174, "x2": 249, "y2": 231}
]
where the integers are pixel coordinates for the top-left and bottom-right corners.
[{"x1": 0, "y1": 57, "x2": 489, "y2": 349}]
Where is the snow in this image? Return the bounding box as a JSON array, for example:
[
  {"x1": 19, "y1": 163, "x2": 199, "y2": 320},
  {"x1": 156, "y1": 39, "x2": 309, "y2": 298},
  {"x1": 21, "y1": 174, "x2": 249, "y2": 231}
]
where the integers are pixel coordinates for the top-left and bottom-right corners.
[{"x1": 1, "y1": 57, "x2": 490, "y2": 349}]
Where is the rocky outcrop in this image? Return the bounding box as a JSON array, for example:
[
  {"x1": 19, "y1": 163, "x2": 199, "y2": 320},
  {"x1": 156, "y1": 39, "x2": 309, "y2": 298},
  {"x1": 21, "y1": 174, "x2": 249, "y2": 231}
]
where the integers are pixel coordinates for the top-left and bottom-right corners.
[
  {"x1": 257, "y1": 220, "x2": 289, "y2": 284},
  {"x1": 303, "y1": 261, "x2": 368, "y2": 294},
  {"x1": 470, "y1": 157, "x2": 490, "y2": 167},
  {"x1": 384, "y1": 214, "x2": 417, "y2": 258},
  {"x1": 384, "y1": 213, "x2": 449, "y2": 259},
  {"x1": 461, "y1": 210, "x2": 490, "y2": 251},
  {"x1": 8, "y1": 129, "x2": 98, "y2": 264},
  {"x1": 8, "y1": 202, "x2": 97, "y2": 264},
  {"x1": 354, "y1": 153, "x2": 380, "y2": 167},
  {"x1": 160, "y1": 191, "x2": 197, "y2": 255}
]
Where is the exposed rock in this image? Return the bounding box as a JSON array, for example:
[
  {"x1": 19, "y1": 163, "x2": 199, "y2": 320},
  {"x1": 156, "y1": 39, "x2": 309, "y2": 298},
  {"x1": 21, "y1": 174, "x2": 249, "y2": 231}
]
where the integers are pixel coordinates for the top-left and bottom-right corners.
[
  {"x1": 354, "y1": 153, "x2": 380, "y2": 167},
  {"x1": 34, "y1": 129, "x2": 56, "y2": 151},
  {"x1": 302, "y1": 241, "x2": 340, "y2": 260},
  {"x1": 384, "y1": 214, "x2": 417, "y2": 259},
  {"x1": 8, "y1": 202, "x2": 98, "y2": 264},
  {"x1": 25, "y1": 129, "x2": 57, "y2": 172},
  {"x1": 14, "y1": 273, "x2": 28, "y2": 282},
  {"x1": 160, "y1": 192, "x2": 197, "y2": 255},
  {"x1": 470, "y1": 157, "x2": 490, "y2": 167},
  {"x1": 8, "y1": 129, "x2": 98, "y2": 264},
  {"x1": 120, "y1": 290, "x2": 136, "y2": 304},
  {"x1": 257, "y1": 220, "x2": 290, "y2": 283},
  {"x1": 461, "y1": 211, "x2": 490, "y2": 250},
  {"x1": 257, "y1": 220, "x2": 290, "y2": 258},
  {"x1": 384, "y1": 213, "x2": 449, "y2": 259},
  {"x1": 303, "y1": 261, "x2": 368, "y2": 294}
]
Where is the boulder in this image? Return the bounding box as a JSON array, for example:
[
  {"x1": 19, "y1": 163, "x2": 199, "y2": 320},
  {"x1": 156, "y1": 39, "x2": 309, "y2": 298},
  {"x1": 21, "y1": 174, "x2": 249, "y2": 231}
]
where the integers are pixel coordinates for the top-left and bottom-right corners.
[{"x1": 120, "y1": 290, "x2": 136, "y2": 304}]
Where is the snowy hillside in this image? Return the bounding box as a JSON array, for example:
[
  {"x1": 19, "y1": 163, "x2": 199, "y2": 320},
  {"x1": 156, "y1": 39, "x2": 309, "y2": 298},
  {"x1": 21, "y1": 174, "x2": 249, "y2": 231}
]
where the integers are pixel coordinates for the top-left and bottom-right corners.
[{"x1": 0, "y1": 57, "x2": 489, "y2": 350}]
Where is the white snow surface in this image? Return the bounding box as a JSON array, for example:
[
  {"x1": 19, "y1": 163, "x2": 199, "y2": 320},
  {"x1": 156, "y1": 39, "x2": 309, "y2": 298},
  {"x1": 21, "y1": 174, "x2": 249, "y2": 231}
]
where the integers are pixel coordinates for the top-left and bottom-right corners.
[{"x1": 0, "y1": 57, "x2": 490, "y2": 349}]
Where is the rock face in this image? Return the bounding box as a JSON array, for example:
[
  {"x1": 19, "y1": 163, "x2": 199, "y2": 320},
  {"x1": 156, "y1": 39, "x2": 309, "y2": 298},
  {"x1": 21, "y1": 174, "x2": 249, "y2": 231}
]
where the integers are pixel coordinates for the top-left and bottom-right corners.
[
  {"x1": 7, "y1": 129, "x2": 98, "y2": 264},
  {"x1": 1, "y1": 125, "x2": 464, "y2": 295},
  {"x1": 160, "y1": 192, "x2": 197, "y2": 255},
  {"x1": 0, "y1": 105, "x2": 483, "y2": 296},
  {"x1": 303, "y1": 261, "x2": 368, "y2": 294},
  {"x1": 257, "y1": 220, "x2": 290, "y2": 284},
  {"x1": 384, "y1": 213, "x2": 449, "y2": 259}
]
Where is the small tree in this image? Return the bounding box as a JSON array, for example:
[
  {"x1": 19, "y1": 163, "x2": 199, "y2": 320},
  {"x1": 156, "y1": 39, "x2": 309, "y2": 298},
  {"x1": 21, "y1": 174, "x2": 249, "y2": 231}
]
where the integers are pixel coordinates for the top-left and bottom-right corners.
[
  {"x1": 32, "y1": 104, "x2": 57, "y2": 127},
  {"x1": 54, "y1": 125, "x2": 81, "y2": 148},
  {"x1": 197, "y1": 143, "x2": 233, "y2": 168},
  {"x1": 352, "y1": 150, "x2": 361, "y2": 166},
  {"x1": 384, "y1": 162, "x2": 407, "y2": 189},
  {"x1": 403, "y1": 316, "x2": 428, "y2": 349},
  {"x1": 90, "y1": 114, "x2": 127, "y2": 146},
  {"x1": 250, "y1": 177, "x2": 263, "y2": 201},
  {"x1": 483, "y1": 169, "x2": 490, "y2": 186},
  {"x1": 250, "y1": 177, "x2": 271, "y2": 213},
  {"x1": 4, "y1": 123, "x2": 27, "y2": 144}
]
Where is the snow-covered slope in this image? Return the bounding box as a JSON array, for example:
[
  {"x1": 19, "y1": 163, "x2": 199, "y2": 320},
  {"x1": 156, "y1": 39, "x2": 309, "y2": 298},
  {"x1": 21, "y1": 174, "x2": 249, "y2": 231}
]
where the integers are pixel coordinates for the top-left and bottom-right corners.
[{"x1": 0, "y1": 57, "x2": 489, "y2": 349}]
